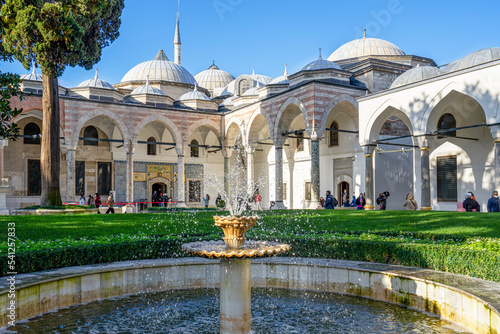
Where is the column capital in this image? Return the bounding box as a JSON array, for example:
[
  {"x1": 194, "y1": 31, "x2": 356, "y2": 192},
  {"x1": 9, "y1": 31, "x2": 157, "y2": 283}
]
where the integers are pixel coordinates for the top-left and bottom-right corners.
[
  {"x1": 175, "y1": 144, "x2": 185, "y2": 156},
  {"x1": 494, "y1": 139, "x2": 500, "y2": 144},
  {"x1": 420, "y1": 147, "x2": 430, "y2": 151},
  {"x1": 362, "y1": 144, "x2": 376, "y2": 156}
]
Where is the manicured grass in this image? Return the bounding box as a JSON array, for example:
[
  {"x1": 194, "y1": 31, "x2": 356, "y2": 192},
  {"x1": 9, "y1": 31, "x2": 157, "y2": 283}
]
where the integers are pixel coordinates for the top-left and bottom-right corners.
[{"x1": 1, "y1": 210, "x2": 499, "y2": 279}]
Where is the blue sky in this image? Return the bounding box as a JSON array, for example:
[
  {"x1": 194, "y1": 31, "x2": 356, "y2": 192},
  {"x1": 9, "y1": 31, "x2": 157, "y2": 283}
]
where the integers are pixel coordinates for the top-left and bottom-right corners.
[{"x1": 2, "y1": 0, "x2": 499, "y2": 88}]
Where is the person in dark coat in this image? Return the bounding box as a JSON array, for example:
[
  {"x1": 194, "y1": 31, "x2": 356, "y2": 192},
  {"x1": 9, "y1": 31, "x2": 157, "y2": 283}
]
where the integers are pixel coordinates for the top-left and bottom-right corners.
[
  {"x1": 487, "y1": 191, "x2": 499, "y2": 212},
  {"x1": 463, "y1": 192, "x2": 480, "y2": 212},
  {"x1": 376, "y1": 191, "x2": 390, "y2": 210},
  {"x1": 324, "y1": 191, "x2": 335, "y2": 209}
]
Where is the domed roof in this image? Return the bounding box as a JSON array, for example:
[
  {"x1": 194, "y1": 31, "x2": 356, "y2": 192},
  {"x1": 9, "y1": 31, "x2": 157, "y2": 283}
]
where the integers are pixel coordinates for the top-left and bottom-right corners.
[
  {"x1": 220, "y1": 95, "x2": 236, "y2": 107},
  {"x1": 269, "y1": 64, "x2": 289, "y2": 85},
  {"x1": 194, "y1": 62, "x2": 235, "y2": 91},
  {"x1": 121, "y1": 49, "x2": 196, "y2": 85},
  {"x1": 177, "y1": 85, "x2": 211, "y2": 101},
  {"x1": 390, "y1": 66, "x2": 445, "y2": 88},
  {"x1": 443, "y1": 47, "x2": 500, "y2": 72},
  {"x1": 77, "y1": 69, "x2": 114, "y2": 89},
  {"x1": 220, "y1": 69, "x2": 273, "y2": 96},
  {"x1": 130, "y1": 76, "x2": 165, "y2": 95},
  {"x1": 302, "y1": 49, "x2": 342, "y2": 71},
  {"x1": 20, "y1": 67, "x2": 42, "y2": 81},
  {"x1": 242, "y1": 82, "x2": 263, "y2": 96},
  {"x1": 328, "y1": 32, "x2": 405, "y2": 61}
]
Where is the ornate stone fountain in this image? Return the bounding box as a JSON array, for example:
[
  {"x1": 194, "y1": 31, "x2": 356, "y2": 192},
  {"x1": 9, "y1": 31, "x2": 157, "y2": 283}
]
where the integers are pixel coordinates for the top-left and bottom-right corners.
[{"x1": 182, "y1": 215, "x2": 290, "y2": 334}]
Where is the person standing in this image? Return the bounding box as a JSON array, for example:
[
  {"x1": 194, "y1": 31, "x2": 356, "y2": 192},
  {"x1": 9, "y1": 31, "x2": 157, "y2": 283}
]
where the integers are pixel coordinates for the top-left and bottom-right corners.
[
  {"x1": 78, "y1": 194, "x2": 86, "y2": 205},
  {"x1": 324, "y1": 191, "x2": 335, "y2": 209},
  {"x1": 356, "y1": 193, "x2": 366, "y2": 210},
  {"x1": 95, "y1": 193, "x2": 101, "y2": 213},
  {"x1": 487, "y1": 190, "x2": 500, "y2": 212},
  {"x1": 152, "y1": 191, "x2": 158, "y2": 207},
  {"x1": 87, "y1": 194, "x2": 94, "y2": 206},
  {"x1": 403, "y1": 192, "x2": 418, "y2": 210},
  {"x1": 106, "y1": 192, "x2": 115, "y2": 214},
  {"x1": 255, "y1": 192, "x2": 262, "y2": 210},
  {"x1": 376, "y1": 191, "x2": 390, "y2": 210},
  {"x1": 463, "y1": 192, "x2": 480, "y2": 212},
  {"x1": 203, "y1": 194, "x2": 210, "y2": 208}
]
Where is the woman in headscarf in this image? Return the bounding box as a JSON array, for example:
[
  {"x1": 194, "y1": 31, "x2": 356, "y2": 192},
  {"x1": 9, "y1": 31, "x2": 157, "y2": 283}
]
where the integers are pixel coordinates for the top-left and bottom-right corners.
[{"x1": 403, "y1": 192, "x2": 418, "y2": 210}]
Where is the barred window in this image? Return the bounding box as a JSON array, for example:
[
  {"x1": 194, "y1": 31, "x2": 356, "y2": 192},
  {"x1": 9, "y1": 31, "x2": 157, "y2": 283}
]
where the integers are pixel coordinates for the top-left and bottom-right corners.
[
  {"x1": 437, "y1": 156, "x2": 457, "y2": 202},
  {"x1": 28, "y1": 160, "x2": 41, "y2": 195},
  {"x1": 147, "y1": 137, "x2": 157, "y2": 156},
  {"x1": 84, "y1": 126, "x2": 99, "y2": 146},
  {"x1": 438, "y1": 113, "x2": 456, "y2": 138},
  {"x1": 24, "y1": 123, "x2": 41, "y2": 145},
  {"x1": 329, "y1": 121, "x2": 339, "y2": 147}
]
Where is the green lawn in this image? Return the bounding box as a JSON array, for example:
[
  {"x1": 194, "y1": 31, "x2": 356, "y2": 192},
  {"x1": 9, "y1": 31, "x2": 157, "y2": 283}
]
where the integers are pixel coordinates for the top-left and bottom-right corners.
[{"x1": 1, "y1": 210, "x2": 499, "y2": 280}]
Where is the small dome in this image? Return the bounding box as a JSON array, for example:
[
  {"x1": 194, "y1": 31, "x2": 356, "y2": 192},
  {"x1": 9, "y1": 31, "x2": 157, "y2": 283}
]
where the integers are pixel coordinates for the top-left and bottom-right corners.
[
  {"x1": 20, "y1": 67, "x2": 42, "y2": 81},
  {"x1": 77, "y1": 69, "x2": 114, "y2": 89},
  {"x1": 177, "y1": 85, "x2": 211, "y2": 101},
  {"x1": 390, "y1": 66, "x2": 445, "y2": 88},
  {"x1": 269, "y1": 64, "x2": 289, "y2": 85},
  {"x1": 328, "y1": 32, "x2": 405, "y2": 61},
  {"x1": 121, "y1": 49, "x2": 196, "y2": 85},
  {"x1": 220, "y1": 96, "x2": 236, "y2": 107},
  {"x1": 443, "y1": 47, "x2": 500, "y2": 72},
  {"x1": 194, "y1": 62, "x2": 235, "y2": 91},
  {"x1": 130, "y1": 76, "x2": 165, "y2": 95},
  {"x1": 302, "y1": 49, "x2": 342, "y2": 71},
  {"x1": 242, "y1": 82, "x2": 263, "y2": 96},
  {"x1": 220, "y1": 69, "x2": 273, "y2": 96}
]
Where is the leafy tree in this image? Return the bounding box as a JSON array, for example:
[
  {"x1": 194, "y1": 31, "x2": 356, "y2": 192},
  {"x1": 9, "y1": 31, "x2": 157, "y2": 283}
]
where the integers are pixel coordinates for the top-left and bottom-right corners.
[{"x1": 1, "y1": 0, "x2": 124, "y2": 206}]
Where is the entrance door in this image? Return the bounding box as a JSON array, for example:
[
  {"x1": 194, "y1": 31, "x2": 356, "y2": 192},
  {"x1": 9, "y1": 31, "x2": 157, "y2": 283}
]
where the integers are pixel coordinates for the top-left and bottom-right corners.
[
  {"x1": 152, "y1": 182, "x2": 167, "y2": 206},
  {"x1": 338, "y1": 181, "x2": 349, "y2": 204}
]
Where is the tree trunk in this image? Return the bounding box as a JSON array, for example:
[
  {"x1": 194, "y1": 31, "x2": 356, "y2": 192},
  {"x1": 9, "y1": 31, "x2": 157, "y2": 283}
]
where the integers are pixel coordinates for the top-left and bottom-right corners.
[{"x1": 40, "y1": 75, "x2": 62, "y2": 207}]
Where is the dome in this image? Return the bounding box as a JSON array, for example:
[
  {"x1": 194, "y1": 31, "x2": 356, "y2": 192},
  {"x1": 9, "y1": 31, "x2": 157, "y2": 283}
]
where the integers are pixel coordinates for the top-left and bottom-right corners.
[
  {"x1": 194, "y1": 62, "x2": 235, "y2": 91},
  {"x1": 220, "y1": 96, "x2": 236, "y2": 107},
  {"x1": 77, "y1": 69, "x2": 114, "y2": 89},
  {"x1": 177, "y1": 85, "x2": 211, "y2": 101},
  {"x1": 121, "y1": 49, "x2": 196, "y2": 85},
  {"x1": 443, "y1": 47, "x2": 500, "y2": 72},
  {"x1": 269, "y1": 64, "x2": 289, "y2": 85},
  {"x1": 242, "y1": 82, "x2": 263, "y2": 96},
  {"x1": 220, "y1": 69, "x2": 273, "y2": 96},
  {"x1": 328, "y1": 32, "x2": 405, "y2": 61},
  {"x1": 390, "y1": 66, "x2": 445, "y2": 88},
  {"x1": 20, "y1": 67, "x2": 42, "y2": 81},
  {"x1": 130, "y1": 76, "x2": 165, "y2": 95},
  {"x1": 302, "y1": 49, "x2": 342, "y2": 71}
]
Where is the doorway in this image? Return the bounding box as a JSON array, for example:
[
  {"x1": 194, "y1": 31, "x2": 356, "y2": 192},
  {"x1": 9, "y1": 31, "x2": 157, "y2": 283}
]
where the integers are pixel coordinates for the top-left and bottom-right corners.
[
  {"x1": 338, "y1": 181, "x2": 349, "y2": 204},
  {"x1": 152, "y1": 182, "x2": 168, "y2": 206}
]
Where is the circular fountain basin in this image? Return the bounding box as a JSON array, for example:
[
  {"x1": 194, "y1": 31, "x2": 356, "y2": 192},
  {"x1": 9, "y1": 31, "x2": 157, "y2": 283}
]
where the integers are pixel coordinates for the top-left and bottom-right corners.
[{"x1": 182, "y1": 240, "x2": 290, "y2": 259}]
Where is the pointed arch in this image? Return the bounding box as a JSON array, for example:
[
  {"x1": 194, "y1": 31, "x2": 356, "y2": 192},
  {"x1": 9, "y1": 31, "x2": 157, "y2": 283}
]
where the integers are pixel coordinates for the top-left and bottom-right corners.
[
  {"x1": 320, "y1": 94, "x2": 359, "y2": 131},
  {"x1": 363, "y1": 100, "x2": 414, "y2": 145},
  {"x1": 273, "y1": 96, "x2": 307, "y2": 143},
  {"x1": 132, "y1": 114, "x2": 182, "y2": 147}
]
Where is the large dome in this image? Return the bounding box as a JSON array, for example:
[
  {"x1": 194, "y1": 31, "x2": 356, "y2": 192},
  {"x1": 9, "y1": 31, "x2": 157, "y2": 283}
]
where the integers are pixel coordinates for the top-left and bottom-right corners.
[
  {"x1": 390, "y1": 66, "x2": 445, "y2": 89},
  {"x1": 77, "y1": 69, "x2": 114, "y2": 89},
  {"x1": 328, "y1": 34, "x2": 405, "y2": 61},
  {"x1": 443, "y1": 47, "x2": 500, "y2": 72},
  {"x1": 121, "y1": 50, "x2": 196, "y2": 85},
  {"x1": 194, "y1": 62, "x2": 235, "y2": 91}
]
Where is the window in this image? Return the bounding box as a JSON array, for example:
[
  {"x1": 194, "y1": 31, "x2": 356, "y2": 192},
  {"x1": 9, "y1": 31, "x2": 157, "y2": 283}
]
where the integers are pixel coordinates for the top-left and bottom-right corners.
[
  {"x1": 190, "y1": 139, "x2": 199, "y2": 157},
  {"x1": 238, "y1": 79, "x2": 252, "y2": 96},
  {"x1": 75, "y1": 161, "x2": 85, "y2": 195},
  {"x1": 283, "y1": 183, "x2": 287, "y2": 200},
  {"x1": 97, "y1": 162, "x2": 112, "y2": 194},
  {"x1": 24, "y1": 123, "x2": 41, "y2": 144},
  {"x1": 28, "y1": 160, "x2": 41, "y2": 195},
  {"x1": 296, "y1": 132, "x2": 304, "y2": 152},
  {"x1": 329, "y1": 121, "x2": 339, "y2": 147},
  {"x1": 189, "y1": 180, "x2": 201, "y2": 202},
  {"x1": 437, "y1": 156, "x2": 457, "y2": 202},
  {"x1": 437, "y1": 113, "x2": 456, "y2": 138},
  {"x1": 304, "y1": 181, "x2": 311, "y2": 201},
  {"x1": 147, "y1": 137, "x2": 157, "y2": 156},
  {"x1": 84, "y1": 126, "x2": 99, "y2": 146}
]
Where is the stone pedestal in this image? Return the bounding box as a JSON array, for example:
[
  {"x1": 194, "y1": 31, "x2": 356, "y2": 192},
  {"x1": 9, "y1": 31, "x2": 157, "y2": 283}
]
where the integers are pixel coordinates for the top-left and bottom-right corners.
[
  {"x1": 220, "y1": 259, "x2": 251, "y2": 334},
  {"x1": 274, "y1": 145, "x2": 286, "y2": 209},
  {"x1": 420, "y1": 147, "x2": 432, "y2": 210}
]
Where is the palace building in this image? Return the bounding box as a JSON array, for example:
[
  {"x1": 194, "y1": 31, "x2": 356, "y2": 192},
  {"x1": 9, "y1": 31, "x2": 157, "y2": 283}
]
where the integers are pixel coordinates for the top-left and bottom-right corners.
[{"x1": 2, "y1": 16, "x2": 500, "y2": 213}]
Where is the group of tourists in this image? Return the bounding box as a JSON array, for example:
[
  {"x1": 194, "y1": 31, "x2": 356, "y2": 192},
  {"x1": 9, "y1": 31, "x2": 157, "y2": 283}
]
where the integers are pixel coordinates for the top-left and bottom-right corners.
[
  {"x1": 457, "y1": 191, "x2": 499, "y2": 212},
  {"x1": 322, "y1": 191, "x2": 367, "y2": 210},
  {"x1": 78, "y1": 192, "x2": 115, "y2": 213},
  {"x1": 152, "y1": 191, "x2": 169, "y2": 207}
]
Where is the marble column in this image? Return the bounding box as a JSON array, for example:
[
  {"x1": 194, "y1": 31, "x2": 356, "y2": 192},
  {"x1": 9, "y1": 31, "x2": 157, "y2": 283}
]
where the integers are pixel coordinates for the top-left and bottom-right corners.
[
  {"x1": 246, "y1": 148, "x2": 255, "y2": 195},
  {"x1": 176, "y1": 153, "x2": 187, "y2": 208},
  {"x1": 495, "y1": 140, "x2": 500, "y2": 192},
  {"x1": 66, "y1": 148, "x2": 76, "y2": 204},
  {"x1": 309, "y1": 138, "x2": 321, "y2": 209},
  {"x1": 224, "y1": 156, "x2": 230, "y2": 198},
  {"x1": 125, "y1": 150, "x2": 135, "y2": 213},
  {"x1": 420, "y1": 146, "x2": 432, "y2": 210},
  {"x1": 0, "y1": 140, "x2": 9, "y2": 215},
  {"x1": 274, "y1": 145, "x2": 286, "y2": 209},
  {"x1": 363, "y1": 145, "x2": 376, "y2": 210}
]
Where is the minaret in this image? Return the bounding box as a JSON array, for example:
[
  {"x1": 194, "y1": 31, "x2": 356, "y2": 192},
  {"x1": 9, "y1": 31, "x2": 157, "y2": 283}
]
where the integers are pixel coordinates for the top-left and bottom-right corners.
[{"x1": 174, "y1": 12, "x2": 181, "y2": 65}]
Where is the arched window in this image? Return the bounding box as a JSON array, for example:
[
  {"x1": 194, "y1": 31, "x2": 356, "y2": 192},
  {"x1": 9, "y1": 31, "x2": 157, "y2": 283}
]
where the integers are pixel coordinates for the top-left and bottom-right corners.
[
  {"x1": 147, "y1": 137, "x2": 157, "y2": 156},
  {"x1": 329, "y1": 121, "x2": 339, "y2": 147},
  {"x1": 238, "y1": 79, "x2": 252, "y2": 96},
  {"x1": 83, "y1": 126, "x2": 99, "y2": 146},
  {"x1": 190, "y1": 139, "x2": 199, "y2": 157},
  {"x1": 24, "y1": 123, "x2": 41, "y2": 144},
  {"x1": 438, "y1": 113, "x2": 456, "y2": 138}
]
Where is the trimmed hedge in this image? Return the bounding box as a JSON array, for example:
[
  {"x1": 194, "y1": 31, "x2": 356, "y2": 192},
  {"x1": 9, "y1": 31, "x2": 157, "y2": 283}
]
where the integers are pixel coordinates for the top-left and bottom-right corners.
[{"x1": 2, "y1": 234, "x2": 500, "y2": 282}]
